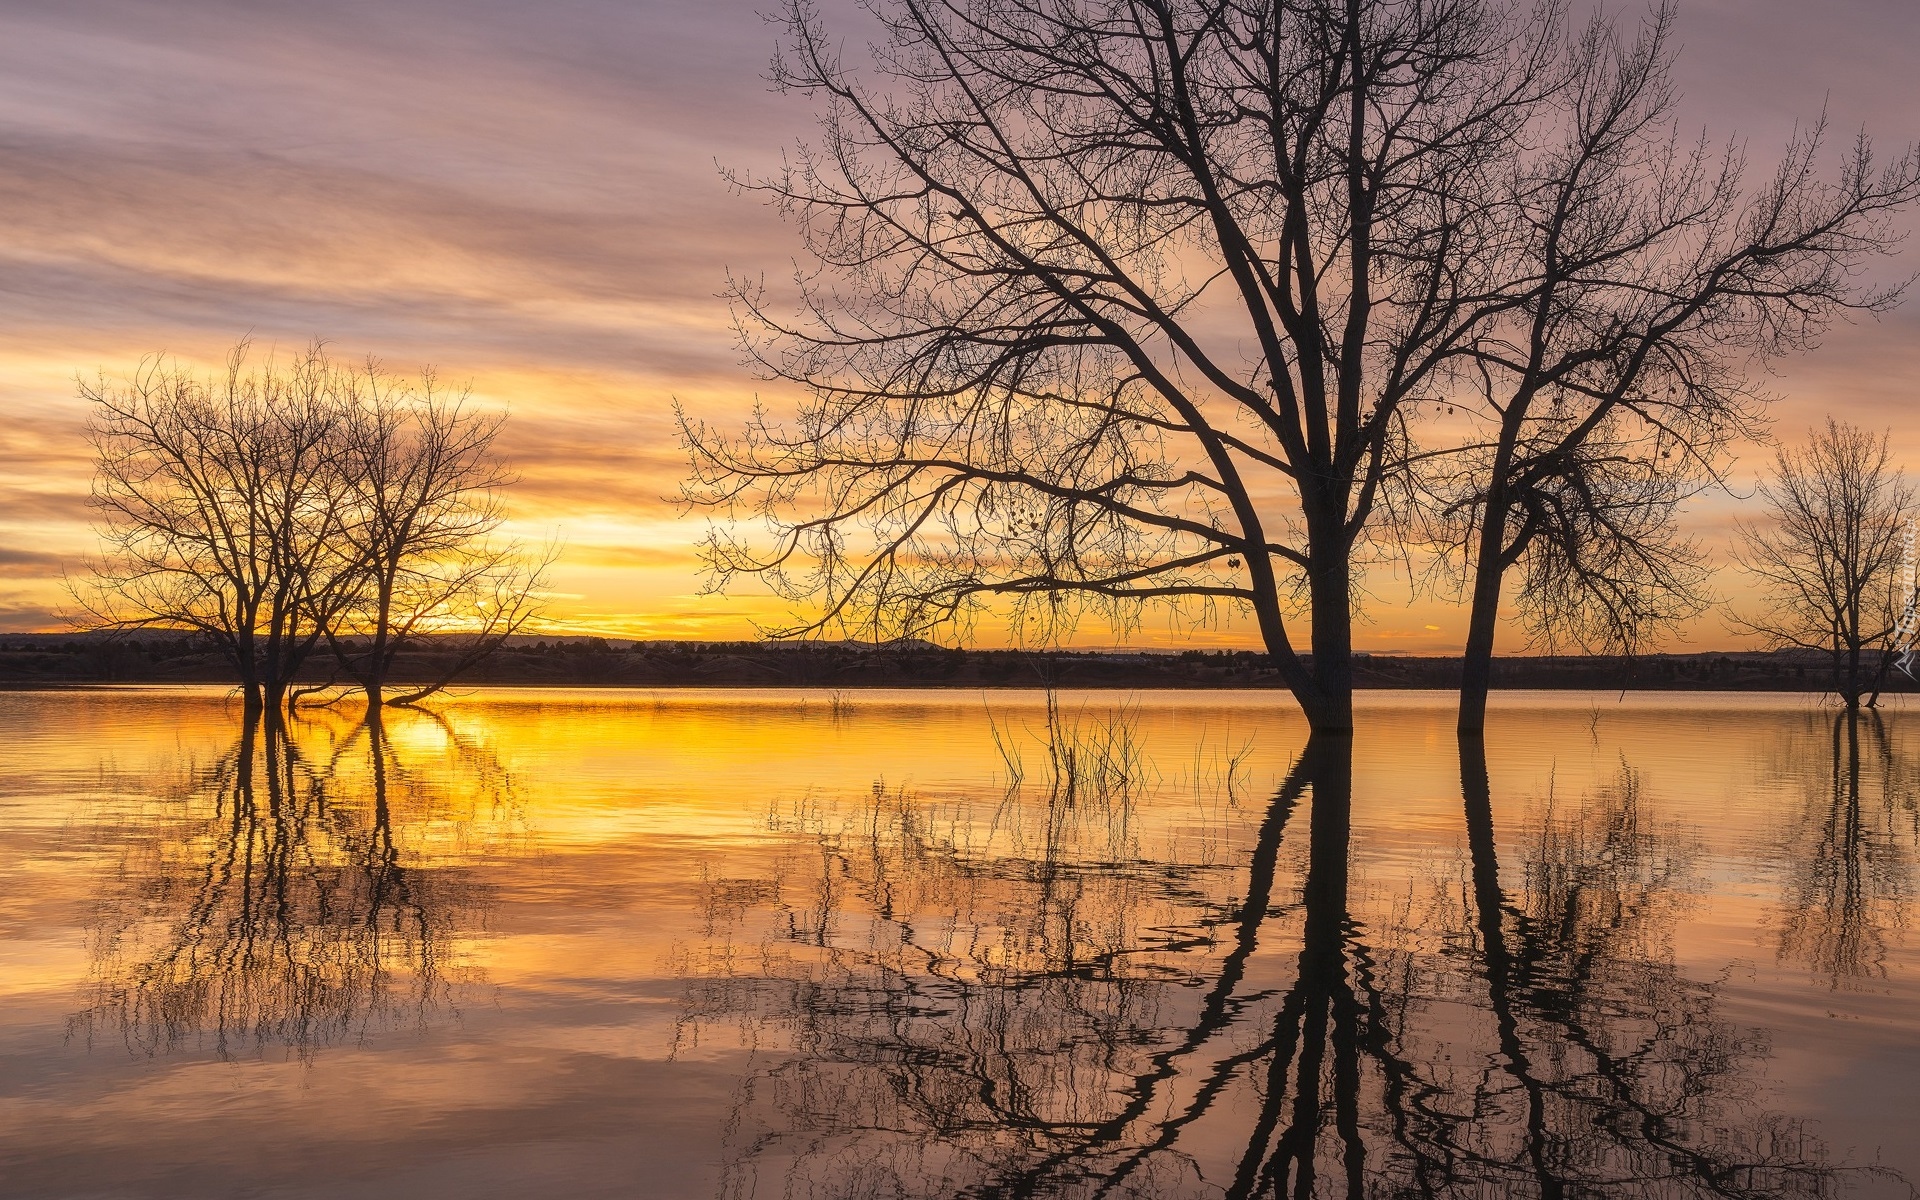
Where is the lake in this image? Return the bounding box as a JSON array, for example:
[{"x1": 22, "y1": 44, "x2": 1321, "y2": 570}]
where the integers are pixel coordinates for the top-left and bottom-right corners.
[{"x1": 1, "y1": 687, "x2": 1916, "y2": 1199}]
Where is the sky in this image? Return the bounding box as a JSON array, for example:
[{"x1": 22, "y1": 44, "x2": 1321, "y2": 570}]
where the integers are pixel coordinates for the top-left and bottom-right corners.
[{"x1": 0, "y1": 0, "x2": 1916, "y2": 652}]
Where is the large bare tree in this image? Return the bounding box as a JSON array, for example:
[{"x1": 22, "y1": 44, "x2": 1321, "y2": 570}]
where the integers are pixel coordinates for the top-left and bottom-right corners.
[
  {"x1": 1730, "y1": 420, "x2": 1915, "y2": 710},
  {"x1": 78, "y1": 343, "x2": 360, "y2": 713},
  {"x1": 684, "y1": 0, "x2": 1570, "y2": 733},
  {"x1": 1437, "y1": 7, "x2": 1920, "y2": 733},
  {"x1": 684, "y1": 0, "x2": 1919, "y2": 735}
]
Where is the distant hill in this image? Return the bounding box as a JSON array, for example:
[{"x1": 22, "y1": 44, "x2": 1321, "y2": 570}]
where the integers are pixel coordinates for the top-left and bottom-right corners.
[{"x1": 0, "y1": 631, "x2": 1888, "y2": 694}]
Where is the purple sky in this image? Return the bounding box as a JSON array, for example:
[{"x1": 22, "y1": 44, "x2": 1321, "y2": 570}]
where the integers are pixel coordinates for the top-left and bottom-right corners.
[{"x1": 0, "y1": 0, "x2": 1915, "y2": 649}]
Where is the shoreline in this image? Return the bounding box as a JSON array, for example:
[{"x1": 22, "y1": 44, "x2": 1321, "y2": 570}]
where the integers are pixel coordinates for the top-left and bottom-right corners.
[{"x1": 2, "y1": 634, "x2": 1891, "y2": 694}]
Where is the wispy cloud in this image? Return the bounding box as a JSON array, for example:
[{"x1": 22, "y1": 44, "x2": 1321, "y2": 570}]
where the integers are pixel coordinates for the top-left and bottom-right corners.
[{"x1": 0, "y1": 0, "x2": 1914, "y2": 646}]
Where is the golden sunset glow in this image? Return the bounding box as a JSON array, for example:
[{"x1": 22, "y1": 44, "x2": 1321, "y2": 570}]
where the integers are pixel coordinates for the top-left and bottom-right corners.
[
  {"x1": 1, "y1": 1, "x2": 1915, "y2": 653},
  {"x1": 10, "y1": 7, "x2": 1920, "y2": 1192}
]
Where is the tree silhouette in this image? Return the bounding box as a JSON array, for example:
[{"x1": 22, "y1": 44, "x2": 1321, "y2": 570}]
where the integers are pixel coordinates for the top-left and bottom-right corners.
[
  {"x1": 1435, "y1": 6, "x2": 1920, "y2": 733},
  {"x1": 1731, "y1": 421, "x2": 1917, "y2": 711},
  {"x1": 327, "y1": 368, "x2": 549, "y2": 708},
  {"x1": 78, "y1": 343, "x2": 361, "y2": 713},
  {"x1": 684, "y1": 0, "x2": 1919, "y2": 734},
  {"x1": 685, "y1": 0, "x2": 1580, "y2": 733},
  {"x1": 77, "y1": 340, "x2": 545, "y2": 715}
]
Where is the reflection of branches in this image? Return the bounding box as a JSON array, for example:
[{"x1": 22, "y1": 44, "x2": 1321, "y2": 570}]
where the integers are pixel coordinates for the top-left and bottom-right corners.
[
  {"x1": 675, "y1": 719, "x2": 1892, "y2": 1199},
  {"x1": 70, "y1": 709, "x2": 522, "y2": 1062},
  {"x1": 679, "y1": 706, "x2": 1276, "y2": 1198},
  {"x1": 1773, "y1": 712, "x2": 1917, "y2": 988},
  {"x1": 1444, "y1": 740, "x2": 1887, "y2": 1199}
]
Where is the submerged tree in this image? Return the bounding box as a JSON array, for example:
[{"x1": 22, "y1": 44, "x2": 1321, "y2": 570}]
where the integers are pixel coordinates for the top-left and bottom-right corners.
[
  {"x1": 1731, "y1": 420, "x2": 1915, "y2": 709},
  {"x1": 1439, "y1": 9, "x2": 1920, "y2": 734},
  {"x1": 685, "y1": 0, "x2": 1572, "y2": 734},
  {"x1": 77, "y1": 340, "x2": 546, "y2": 713},
  {"x1": 683, "y1": 0, "x2": 1918, "y2": 734},
  {"x1": 79, "y1": 343, "x2": 361, "y2": 713}
]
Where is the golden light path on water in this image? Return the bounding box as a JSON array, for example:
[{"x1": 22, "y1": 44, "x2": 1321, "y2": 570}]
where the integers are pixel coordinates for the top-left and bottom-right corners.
[{"x1": 0, "y1": 687, "x2": 1916, "y2": 1198}]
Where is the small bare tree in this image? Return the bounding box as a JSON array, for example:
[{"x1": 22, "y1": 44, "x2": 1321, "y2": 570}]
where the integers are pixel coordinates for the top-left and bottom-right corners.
[
  {"x1": 1730, "y1": 421, "x2": 1915, "y2": 710},
  {"x1": 79, "y1": 340, "x2": 546, "y2": 713},
  {"x1": 78, "y1": 343, "x2": 360, "y2": 713},
  {"x1": 1433, "y1": 6, "x2": 1920, "y2": 733},
  {"x1": 325, "y1": 367, "x2": 548, "y2": 709}
]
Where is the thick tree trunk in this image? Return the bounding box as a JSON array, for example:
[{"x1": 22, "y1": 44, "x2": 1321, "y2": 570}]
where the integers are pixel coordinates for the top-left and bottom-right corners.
[
  {"x1": 363, "y1": 605, "x2": 389, "y2": 709},
  {"x1": 1832, "y1": 636, "x2": 1860, "y2": 711},
  {"x1": 261, "y1": 615, "x2": 289, "y2": 717},
  {"x1": 1302, "y1": 525, "x2": 1356, "y2": 735},
  {"x1": 238, "y1": 666, "x2": 264, "y2": 714},
  {"x1": 231, "y1": 627, "x2": 264, "y2": 714}
]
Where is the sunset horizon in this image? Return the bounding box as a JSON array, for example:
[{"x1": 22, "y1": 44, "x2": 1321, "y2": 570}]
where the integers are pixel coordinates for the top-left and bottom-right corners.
[
  {"x1": 2, "y1": 0, "x2": 1916, "y2": 658},
  {"x1": 6, "y1": 5, "x2": 1920, "y2": 1197}
]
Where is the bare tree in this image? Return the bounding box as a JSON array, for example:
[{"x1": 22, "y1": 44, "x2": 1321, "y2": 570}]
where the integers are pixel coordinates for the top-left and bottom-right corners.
[
  {"x1": 1436, "y1": 7, "x2": 1920, "y2": 734},
  {"x1": 78, "y1": 340, "x2": 546, "y2": 713},
  {"x1": 77, "y1": 342, "x2": 360, "y2": 713},
  {"x1": 683, "y1": 0, "x2": 1575, "y2": 734},
  {"x1": 325, "y1": 366, "x2": 548, "y2": 709},
  {"x1": 1731, "y1": 420, "x2": 1915, "y2": 710}
]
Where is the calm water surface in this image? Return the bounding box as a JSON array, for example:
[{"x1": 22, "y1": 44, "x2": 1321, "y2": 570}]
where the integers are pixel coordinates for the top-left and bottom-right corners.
[{"x1": 1, "y1": 687, "x2": 1916, "y2": 1198}]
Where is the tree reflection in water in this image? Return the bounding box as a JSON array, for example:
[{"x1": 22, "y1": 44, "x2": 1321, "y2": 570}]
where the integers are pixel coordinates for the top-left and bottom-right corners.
[
  {"x1": 69, "y1": 708, "x2": 523, "y2": 1062},
  {"x1": 1771, "y1": 711, "x2": 1919, "y2": 988},
  {"x1": 679, "y1": 712, "x2": 1909, "y2": 1199}
]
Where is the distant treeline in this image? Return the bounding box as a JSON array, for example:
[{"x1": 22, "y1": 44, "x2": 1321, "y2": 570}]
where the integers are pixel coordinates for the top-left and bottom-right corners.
[{"x1": 0, "y1": 633, "x2": 1885, "y2": 693}]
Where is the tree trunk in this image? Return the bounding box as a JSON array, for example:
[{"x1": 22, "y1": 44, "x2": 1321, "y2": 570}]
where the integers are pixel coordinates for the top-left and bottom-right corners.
[
  {"x1": 1457, "y1": 497, "x2": 1510, "y2": 736},
  {"x1": 261, "y1": 612, "x2": 288, "y2": 717},
  {"x1": 363, "y1": 598, "x2": 388, "y2": 709},
  {"x1": 232, "y1": 626, "x2": 263, "y2": 713},
  {"x1": 1832, "y1": 632, "x2": 1859, "y2": 711},
  {"x1": 365, "y1": 574, "x2": 396, "y2": 711},
  {"x1": 1303, "y1": 521, "x2": 1356, "y2": 734},
  {"x1": 238, "y1": 665, "x2": 264, "y2": 714}
]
